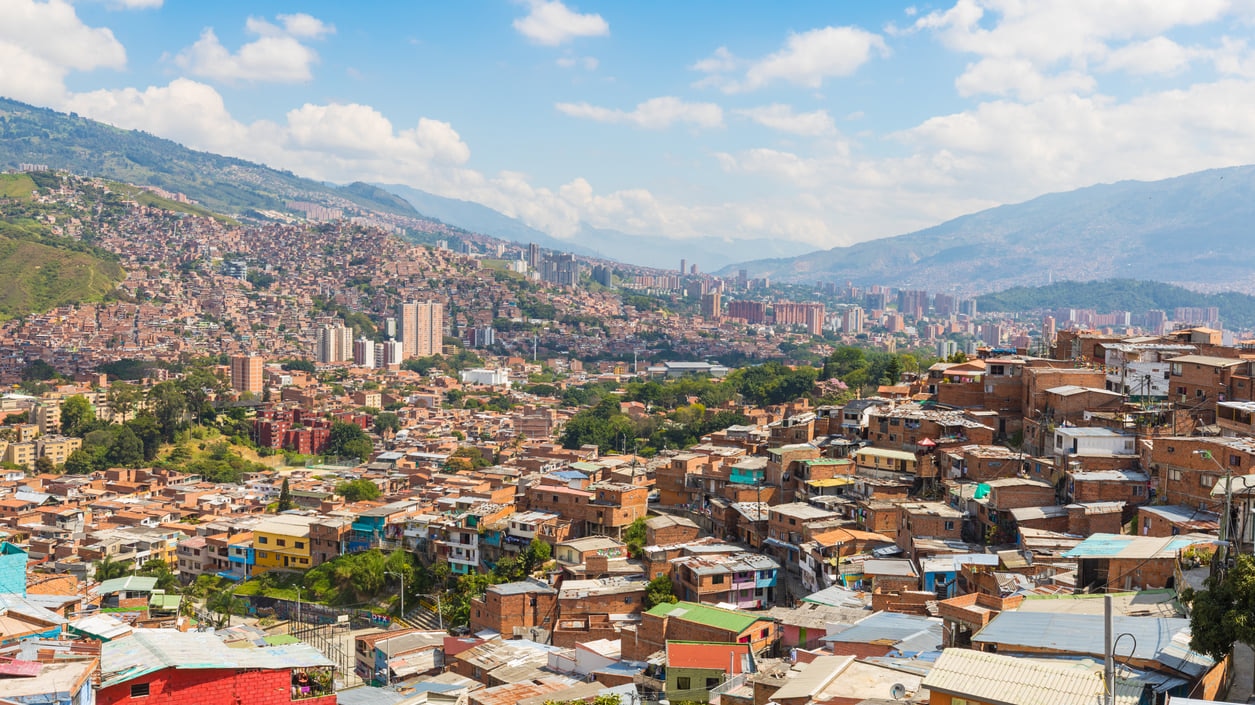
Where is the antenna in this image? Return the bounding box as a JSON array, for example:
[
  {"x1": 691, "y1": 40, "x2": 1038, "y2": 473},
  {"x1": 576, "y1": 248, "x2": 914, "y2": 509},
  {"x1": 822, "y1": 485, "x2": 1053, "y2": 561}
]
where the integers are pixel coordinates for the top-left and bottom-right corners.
[{"x1": 890, "y1": 684, "x2": 907, "y2": 699}]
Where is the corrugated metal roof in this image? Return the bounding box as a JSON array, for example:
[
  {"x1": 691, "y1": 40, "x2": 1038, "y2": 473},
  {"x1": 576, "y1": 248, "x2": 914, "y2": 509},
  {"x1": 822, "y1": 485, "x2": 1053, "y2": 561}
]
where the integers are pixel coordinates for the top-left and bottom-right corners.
[
  {"x1": 646, "y1": 601, "x2": 766, "y2": 633},
  {"x1": 972, "y1": 612, "x2": 1213, "y2": 678},
  {"x1": 822, "y1": 612, "x2": 942, "y2": 651},
  {"x1": 665, "y1": 642, "x2": 753, "y2": 672},
  {"x1": 92, "y1": 575, "x2": 158, "y2": 596},
  {"x1": 922, "y1": 648, "x2": 1142, "y2": 705},
  {"x1": 100, "y1": 629, "x2": 332, "y2": 688}
]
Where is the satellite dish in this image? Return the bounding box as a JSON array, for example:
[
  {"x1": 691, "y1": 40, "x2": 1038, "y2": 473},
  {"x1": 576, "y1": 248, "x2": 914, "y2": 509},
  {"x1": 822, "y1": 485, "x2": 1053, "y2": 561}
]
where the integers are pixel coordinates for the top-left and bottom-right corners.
[{"x1": 890, "y1": 683, "x2": 908, "y2": 699}]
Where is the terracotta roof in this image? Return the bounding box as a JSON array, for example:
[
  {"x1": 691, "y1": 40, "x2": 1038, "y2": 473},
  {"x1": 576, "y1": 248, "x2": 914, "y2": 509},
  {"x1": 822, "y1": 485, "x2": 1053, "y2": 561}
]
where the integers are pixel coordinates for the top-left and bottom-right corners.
[{"x1": 665, "y1": 642, "x2": 752, "y2": 673}]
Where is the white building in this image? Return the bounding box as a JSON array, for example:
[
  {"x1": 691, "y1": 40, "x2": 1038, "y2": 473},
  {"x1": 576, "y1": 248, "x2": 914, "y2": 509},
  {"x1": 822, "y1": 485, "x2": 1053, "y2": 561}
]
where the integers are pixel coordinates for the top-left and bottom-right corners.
[
  {"x1": 1053, "y1": 426, "x2": 1136, "y2": 458},
  {"x1": 460, "y1": 368, "x2": 511, "y2": 387},
  {"x1": 1103, "y1": 343, "x2": 1196, "y2": 398},
  {"x1": 353, "y1": 336, "x2": 376, "y2": 368}
]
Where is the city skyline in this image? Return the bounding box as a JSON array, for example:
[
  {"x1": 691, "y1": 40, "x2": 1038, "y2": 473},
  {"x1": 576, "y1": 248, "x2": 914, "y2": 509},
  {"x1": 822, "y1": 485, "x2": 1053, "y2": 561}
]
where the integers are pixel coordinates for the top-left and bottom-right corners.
[{"x1": 5, "y1": 1, "x2": 1255, "y2": 252}]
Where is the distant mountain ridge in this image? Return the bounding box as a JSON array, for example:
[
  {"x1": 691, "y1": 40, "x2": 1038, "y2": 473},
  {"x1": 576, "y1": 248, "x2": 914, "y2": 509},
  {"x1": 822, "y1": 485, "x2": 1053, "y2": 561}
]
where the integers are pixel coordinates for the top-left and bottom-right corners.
[
  {"x1": 0, "y1": 97, "x2": 427, "y2": 221},
  {"x1": 720, "y1": 165, "x2": 1255, "y2": 293},
  {"x1": 376, "y1": 182, "x2": 814, "y2": 270}
]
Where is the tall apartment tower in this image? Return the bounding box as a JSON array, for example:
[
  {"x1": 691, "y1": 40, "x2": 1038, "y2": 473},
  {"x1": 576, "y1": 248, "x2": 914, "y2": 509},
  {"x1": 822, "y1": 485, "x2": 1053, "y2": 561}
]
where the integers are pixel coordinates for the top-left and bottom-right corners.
[
  {"x1": 398, "y1": 301, "x2": 444, "y2": 359},
  {"x1": 701, "y1": 290, "x2": 722, "y2": 320},
  {"x1": 381, "y1": 339, "x2": 405, "y2": 368},
  {"x1": 315, "y1": 324, "x2": 354, "y2": 363},
  {"x1": 527, "y1": 243, "x2": 541, "y2": 271},
  {"x1": 353, "y1": 336, "x2": 376, "y2": 368},
  {"x1": 230, "y1": 355, "x2": 264, "y2": 394}
]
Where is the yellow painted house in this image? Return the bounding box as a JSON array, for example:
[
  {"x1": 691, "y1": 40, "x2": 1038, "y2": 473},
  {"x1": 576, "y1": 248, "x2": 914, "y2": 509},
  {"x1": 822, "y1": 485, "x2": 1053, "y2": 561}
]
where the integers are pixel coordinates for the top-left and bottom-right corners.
[{"x1": 252, "y1": 515, "x2": 317, "y2": 573}]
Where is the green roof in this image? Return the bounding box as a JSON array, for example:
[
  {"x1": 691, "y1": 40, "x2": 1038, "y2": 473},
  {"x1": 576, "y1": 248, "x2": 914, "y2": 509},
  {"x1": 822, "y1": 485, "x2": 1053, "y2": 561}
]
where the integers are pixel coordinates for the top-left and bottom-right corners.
[
  {"x1": 801, "y1": 458, "x2": 852, "y2": 466},
  {"x1": 646, "y1": 601, "x2": 766, "y2": 633}
]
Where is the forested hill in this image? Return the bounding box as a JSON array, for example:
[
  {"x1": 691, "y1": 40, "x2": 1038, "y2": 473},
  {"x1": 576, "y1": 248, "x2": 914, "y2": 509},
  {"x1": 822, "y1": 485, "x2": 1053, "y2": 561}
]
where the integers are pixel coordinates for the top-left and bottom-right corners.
[{"x1": 975, "y1": 279, "x2": 1255, "y2": 329}]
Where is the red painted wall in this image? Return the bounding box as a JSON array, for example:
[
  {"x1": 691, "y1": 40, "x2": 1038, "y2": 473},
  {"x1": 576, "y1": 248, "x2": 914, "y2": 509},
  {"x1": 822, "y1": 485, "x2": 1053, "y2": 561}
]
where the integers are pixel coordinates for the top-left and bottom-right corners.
[{"x1": 98, "y1": 668, "x2": 336, "y2": 705}]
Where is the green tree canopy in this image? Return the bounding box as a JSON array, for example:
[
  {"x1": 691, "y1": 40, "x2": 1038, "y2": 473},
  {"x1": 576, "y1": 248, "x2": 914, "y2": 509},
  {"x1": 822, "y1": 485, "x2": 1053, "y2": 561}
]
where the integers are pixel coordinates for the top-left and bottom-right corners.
[
  {"x1": 335, "y1": 478, "x2": 381, "y2": 502},
  {"x1": 1184, "y1": 554, "x2": 1255, "y2": 661}
]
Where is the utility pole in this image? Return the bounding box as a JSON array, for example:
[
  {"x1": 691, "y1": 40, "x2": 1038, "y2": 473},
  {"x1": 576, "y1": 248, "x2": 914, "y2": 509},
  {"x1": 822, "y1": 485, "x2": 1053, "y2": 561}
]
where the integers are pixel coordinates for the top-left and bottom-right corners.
[
  {"x1": 295, "y1": 587, "x2": 302, "y2": 626},
  {"x1": 1103, "y1": 594, "x2": 1114, "y2": 705},
  {"x1": 1195, "y1": 449, "x2": 1233, "y2": 575}
]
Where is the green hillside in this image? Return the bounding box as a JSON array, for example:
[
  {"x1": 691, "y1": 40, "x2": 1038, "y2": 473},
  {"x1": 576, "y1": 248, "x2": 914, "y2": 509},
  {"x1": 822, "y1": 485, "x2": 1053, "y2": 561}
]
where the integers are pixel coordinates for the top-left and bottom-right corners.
[
  {"x1": 0, "y1": 173, "x2": 36, "y2": 200},
  {"x1": 976, "y1": 279, "x2": 1255, "y2": 329},
  {"x1": 0, "y1": 233, "x2": 124, "y2": 320}
]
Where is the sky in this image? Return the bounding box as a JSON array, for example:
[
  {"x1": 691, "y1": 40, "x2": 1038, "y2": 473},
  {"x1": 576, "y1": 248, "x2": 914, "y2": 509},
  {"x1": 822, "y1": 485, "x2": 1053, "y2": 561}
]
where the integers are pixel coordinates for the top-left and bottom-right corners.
[{"x1": 5, "y1": 1, "x2": 1255, "y2": 252}]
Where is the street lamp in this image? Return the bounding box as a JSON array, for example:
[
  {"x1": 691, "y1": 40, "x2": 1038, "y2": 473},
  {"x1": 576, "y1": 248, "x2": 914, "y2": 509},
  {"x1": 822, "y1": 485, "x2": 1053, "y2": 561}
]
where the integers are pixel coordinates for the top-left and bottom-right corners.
[{"x1": 1195, "y1": 449, "x2": 1233, "y2": 574}]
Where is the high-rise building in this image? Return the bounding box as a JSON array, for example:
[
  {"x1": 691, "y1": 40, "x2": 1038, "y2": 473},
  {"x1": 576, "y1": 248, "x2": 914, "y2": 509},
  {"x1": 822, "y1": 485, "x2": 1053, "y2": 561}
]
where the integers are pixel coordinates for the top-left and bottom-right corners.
[
  {"x1": 230, "y1": 355, "x2": 264, "y2": 395},
  {"x1": 315, "y1": 324, "x2": 354, "y2": 363},
  {"x1": 680, "y1": 258, "x2": 687, "y2": 274},
  {"x1": 381, "y1": 339, "x2": 405, "y2": 367},
  {"x1": 840, "y1": 306, "x2": 865, "y2": 334},
  {"x1": 728, "y1": 300, "x2": 767, "y2": 324},
  {"x1": 398, "y1": 302, "x2": 444, "y2": 359},
  {"x1": 384, "y1": 317, "x2": 397, "y2": 340},
  {"x1": 774, "y1": 301, "x2": 825, "y2": 335},
  {"x1": 528, "y1": 243, "x2": 541, "y2": 271},
  {"x1": 353, "y1": 336, "x2": 376, "y2": 368},
  {"x1": 540, "y1": 253, "x2": 581, "y2": 287},
  {"x1": 701, "y1": 290, "x2": 722, "y2": 320}
]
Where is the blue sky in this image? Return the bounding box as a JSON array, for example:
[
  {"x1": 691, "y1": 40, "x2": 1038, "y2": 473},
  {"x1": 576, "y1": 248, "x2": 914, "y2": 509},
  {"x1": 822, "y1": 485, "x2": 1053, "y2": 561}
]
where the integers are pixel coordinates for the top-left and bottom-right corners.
[{"x1": 6, "y1": 0, "x2": 1255, "y2": 251}]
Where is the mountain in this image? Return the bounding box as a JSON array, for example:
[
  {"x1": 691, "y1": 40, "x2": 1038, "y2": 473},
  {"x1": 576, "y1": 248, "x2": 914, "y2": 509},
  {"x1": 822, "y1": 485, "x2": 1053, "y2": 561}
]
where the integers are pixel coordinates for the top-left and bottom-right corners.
[
  {"x1": 720, "y1": 165, "x2": 1255, "y2": 292},
  {"x1": 573, "y1": 224, "x2": 815, "y2": 271},
  {"x1": 377, "y1": 182, "x2": 814, "y2": 269},
  {"x1": 0, "y1": 97, "x2": 422, "y2": 219},
  {"x1": 375, "y1": 182, "x2": 599, "y2": 257},
  {"x1": 977, "y1": 279, "x2": 1255, "y2": 330}
]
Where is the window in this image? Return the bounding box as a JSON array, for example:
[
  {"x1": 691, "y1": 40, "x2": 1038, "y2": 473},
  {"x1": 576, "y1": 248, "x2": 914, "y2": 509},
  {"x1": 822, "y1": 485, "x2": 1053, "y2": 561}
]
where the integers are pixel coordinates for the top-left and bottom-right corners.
[
  {"x1": 760, "y1": 628, "x2": 769, "y2": 638},
  {"x1": 1169, "y1": 469, "x2": 1183, "y2": 481},
  {"x1": 130, "y1": 683, "x2": 150, "y2": 698},
  {"x1": 1232, "y1": 455, "x2": 1243, "y2": 467},
  {"x1": 1201, "y1": 475, "x2": 1218, "y2": 488},
  {"x1": 295, "y1": 542, "x2": 304, "y2": 549},
  {"x1": 276, "y1": 539, "x2": 286, "y2": 547},
  {"x1": 676, "y1": 677, "x2": 691, "y2": 690},
  {"x1": 258, "y1": 536, "x2": 268, "y2": 544},
  {"x1": 944, "y1": 521, "x2": 955, "y2": 530},
  {"x1": 259, "y1": 551, "x2": 268, "y2": 559},
  {"x1": 712, "y1": 574, "x2": 725, "y2": 584},
  {"x1": 706, "y1": 678, "x2": 721, "y2": 689},
  {"x1": 1133, "y1": 485, "x2": 1144, "y2": 497}
]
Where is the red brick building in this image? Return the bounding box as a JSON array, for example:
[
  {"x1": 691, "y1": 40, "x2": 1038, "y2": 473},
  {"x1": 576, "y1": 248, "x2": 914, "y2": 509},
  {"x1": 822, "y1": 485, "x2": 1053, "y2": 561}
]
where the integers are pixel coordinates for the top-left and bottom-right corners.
[
  {"x1": 468, "y1": 578, "x2": 558, "y2": 637},
  {"x1": 98, "y1": 630, "x2": 335, "y2": 705}
]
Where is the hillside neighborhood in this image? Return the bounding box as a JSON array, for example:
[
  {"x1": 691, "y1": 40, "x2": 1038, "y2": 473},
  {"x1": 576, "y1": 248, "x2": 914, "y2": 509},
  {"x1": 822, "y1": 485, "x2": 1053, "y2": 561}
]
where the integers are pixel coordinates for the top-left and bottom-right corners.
[{"x1": 0, "y1": 169, "x2": 1252, "y2": 705}]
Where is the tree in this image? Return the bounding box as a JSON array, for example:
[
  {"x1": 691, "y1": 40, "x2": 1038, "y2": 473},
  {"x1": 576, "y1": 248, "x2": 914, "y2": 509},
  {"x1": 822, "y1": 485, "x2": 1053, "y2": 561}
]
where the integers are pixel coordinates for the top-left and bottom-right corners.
[
  {"x1": 21, "y1": 359, "x2": 59, "y2": 382},
  {"x1": 335, "y1": 479, "x2": 381, "y2": 502},
  {"x1": 63, "y1": 449, "x2": 97, "y2": 475},
  {"x1": 523, "y1": 539, "x2": 552, "y2": 573},
  {"x1": 34, "y1": 456, "x2": 55, "y2": 474},
  {"x1": 326, "y1": 421, "x2": 372, "y2": 461},
  {"x1": 94, "y1": 554, "x2": 132, "y2": 581},
  {"x1": 106, "y1": 381, "x2": 142, "y2": 423},
  {"x1": 277, "y1": 477, "x2": 294, "y2": 512},
  {"x1": 374, "y1": 412, "x2": 401, "y2": 435},
  {"x1": 1184, "y1": 554, "x2": 1255, "y2": 667},
  {"x1": 644, "y1": 574, "x2": 677, "y2": 608},
  {"x1": 148, "y1": 382, "x2": 188, "y2": 442},
  {"x1": 60, "y1": 395, "x2": 95, "y2": 437},
  {"x1": 137, "y1": 558, "x2": 179, "y2": 591},
  {"x1": 107, "y1": 426, "x2": 145, "y2": 467},
  {"x1": 624, "y1": 517, "x2": 648, "y2": 558}
]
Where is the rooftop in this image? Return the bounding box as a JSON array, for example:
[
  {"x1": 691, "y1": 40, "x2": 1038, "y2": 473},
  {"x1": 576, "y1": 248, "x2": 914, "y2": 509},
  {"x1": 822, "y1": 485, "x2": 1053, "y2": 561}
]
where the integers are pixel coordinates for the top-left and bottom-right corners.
[
  {"x1": 100, "y1": 629, "x2": 333, "y2": 688},
  {"x1": 923, "y1": 648, "x2": 1142, "y2": 705},
  {"x1": 646, "y1": 601, "x2": 768, "y2": 633}
]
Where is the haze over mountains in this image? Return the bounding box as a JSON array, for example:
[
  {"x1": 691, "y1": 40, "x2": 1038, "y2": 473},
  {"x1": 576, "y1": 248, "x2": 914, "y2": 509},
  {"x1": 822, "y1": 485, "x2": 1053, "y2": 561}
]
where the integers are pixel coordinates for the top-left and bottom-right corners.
[
  {"x1": 719, "y1": 165, "x2": 1255, "y2": 294},
  {"x1": 5, "y1": 96, "x2": 1255, "y2": 290}
]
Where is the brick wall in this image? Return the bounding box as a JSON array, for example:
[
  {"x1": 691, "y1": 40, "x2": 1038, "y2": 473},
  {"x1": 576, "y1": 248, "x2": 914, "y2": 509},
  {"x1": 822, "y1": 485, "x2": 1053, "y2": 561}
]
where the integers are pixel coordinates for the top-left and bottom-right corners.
[{"x1": 98, "y1": 668, "x2": 335, "y2": 705}]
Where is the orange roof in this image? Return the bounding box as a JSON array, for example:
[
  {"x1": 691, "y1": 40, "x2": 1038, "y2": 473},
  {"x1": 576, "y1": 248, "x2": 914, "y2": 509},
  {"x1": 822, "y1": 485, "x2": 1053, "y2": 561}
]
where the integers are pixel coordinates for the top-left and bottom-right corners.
[
  {"x1": 665, "y1": 642, "x2": 752, "y2": 673},
  {"x1": 810, "y1": 528, "x2": 894, "y2": 547}
]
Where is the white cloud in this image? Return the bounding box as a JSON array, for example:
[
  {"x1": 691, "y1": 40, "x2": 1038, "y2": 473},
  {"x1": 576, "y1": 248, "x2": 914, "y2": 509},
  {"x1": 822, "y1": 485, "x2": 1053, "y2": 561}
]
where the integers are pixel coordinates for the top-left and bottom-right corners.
[
  {"x1": 693, "y1": 26, "x2": 888, "y2": 93},
  {"x1": 734, "y1": 104, "x2": 836, "y2": 136},
  {"x1": 911, "y1": 0, "x2": 1229, "y2": 98},
  {"x1": 555, "y1": 97, "x2": 723, "y2": 129},
  {"x1": 104, "y1": 0, "x2": 163, "y2": 8},
  {"x1": 173, "y1": 14, "x2": 334, "y2": 83},
  {"x1": 513, "y1": 0, "x2": 608, "y2": 46},
  {"x1": 0, "y1": 0, "x2": 125, "y2": 104}
]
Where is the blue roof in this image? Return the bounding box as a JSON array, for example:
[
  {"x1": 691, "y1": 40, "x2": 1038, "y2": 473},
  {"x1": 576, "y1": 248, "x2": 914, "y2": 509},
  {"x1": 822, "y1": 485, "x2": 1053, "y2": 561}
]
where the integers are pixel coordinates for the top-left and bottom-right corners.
[
  {"x1": 1063, "y1": 533, "x2": 1215, "y2": 559},
  {"x1": 972, "y1": 612, "x2": 1213, "y2": 678},
  {"x1": 821, "y1": 611, "x2": 942, "y2": 653},
  {"x1": 552, "y1": 470, "x2": 588, "y2": 480}
]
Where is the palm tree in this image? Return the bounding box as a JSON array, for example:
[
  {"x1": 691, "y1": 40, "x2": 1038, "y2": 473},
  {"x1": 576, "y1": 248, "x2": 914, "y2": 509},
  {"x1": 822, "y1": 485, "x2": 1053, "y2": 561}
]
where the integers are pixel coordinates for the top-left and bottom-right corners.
[{"x1": 94, "y1": 554, "x2": 132, "y2": 582}]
